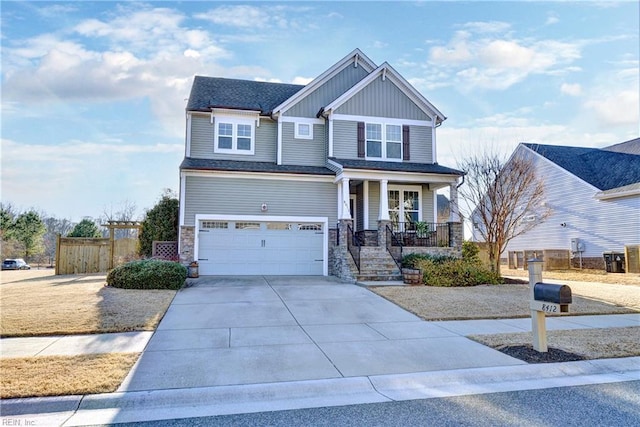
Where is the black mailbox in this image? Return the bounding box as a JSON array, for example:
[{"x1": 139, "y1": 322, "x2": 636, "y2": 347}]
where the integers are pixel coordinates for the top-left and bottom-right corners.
[{"x1": 534, "y1": 283, "x2": 572, "y2": 304}]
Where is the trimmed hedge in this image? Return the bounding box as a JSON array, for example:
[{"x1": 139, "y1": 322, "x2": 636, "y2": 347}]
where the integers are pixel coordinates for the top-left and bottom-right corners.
[
  {"x1": 401, "y1": 252, "x2": 501, "y2": 287},
  {"x1": 107, "y1": 259, "x2": 187, "y2": 290}
]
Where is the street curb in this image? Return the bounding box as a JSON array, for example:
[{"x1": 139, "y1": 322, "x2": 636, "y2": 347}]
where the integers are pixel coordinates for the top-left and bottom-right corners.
[{"x1": 2, "y1": 357, "x2": 639, "y2": 426}]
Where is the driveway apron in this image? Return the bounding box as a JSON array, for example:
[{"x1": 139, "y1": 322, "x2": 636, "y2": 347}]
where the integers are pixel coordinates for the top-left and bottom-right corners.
[{"x1": 119, "y1": 276, "x2": 524, "y2": 392}]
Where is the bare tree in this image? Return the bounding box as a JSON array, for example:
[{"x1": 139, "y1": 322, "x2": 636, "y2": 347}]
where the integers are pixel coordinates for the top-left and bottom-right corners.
[
  {"x1": 100, "y1": 200, "x2": 138, "y2": 239},
  {"x1": 42, "y1": 216, "x2": 74, "y2": 266},
  {"x1": 458, "y1": 147, "x2": 550, "y2": 275}
]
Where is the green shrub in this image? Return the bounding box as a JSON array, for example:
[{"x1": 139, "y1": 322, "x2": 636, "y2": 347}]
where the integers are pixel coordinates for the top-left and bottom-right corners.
[
  {"x1": 462, "y1": 241, "x2": 481, "y2": 264},
  {"x1": 402, "y1": 253, "x2": 457, "y2": 268},
  {"x1": 107, "y1": 259, "x2": 186, "y2": 290},
  {"x1": 414, "y1": 257, "x2": 502, "y2": 287}
]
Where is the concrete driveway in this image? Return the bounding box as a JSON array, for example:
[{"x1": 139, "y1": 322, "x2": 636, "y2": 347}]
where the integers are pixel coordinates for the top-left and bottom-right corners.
[{"x1": 119, "y1": 276, "x2": 524, "y2": 392}]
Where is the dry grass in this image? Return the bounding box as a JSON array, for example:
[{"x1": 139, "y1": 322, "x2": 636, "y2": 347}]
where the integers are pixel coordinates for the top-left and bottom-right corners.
[
  {"x1": 470, "y1": 327, "x2": 640, "y2": 360},
  {"x1": 0, "y1": 270, "x2": 176, "y2": 337},
  {"x1": 0, "y1": 353, "x2": 139, "y2": 398},
  {"x1": 501, "y1": 267, "x2": 640, "y2": 286},
  {"x1": 372, "y1": 284, "x2": 638, "y2": 321},
  {"x1": 373, "y1": 272, "x2": 640, "y2": 361}
]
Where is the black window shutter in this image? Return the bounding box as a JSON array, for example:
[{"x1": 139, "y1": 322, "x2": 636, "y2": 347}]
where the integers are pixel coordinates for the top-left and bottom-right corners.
[
  {"x1": 402, "y1": 125, "x2": 410, "y2": 161},
  {"x1": 357, "y1": 122, "x2": 365, "y2": 158}
]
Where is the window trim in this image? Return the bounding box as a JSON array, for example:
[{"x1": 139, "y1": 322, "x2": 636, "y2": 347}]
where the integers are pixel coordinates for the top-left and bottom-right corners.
[
  {"x1": 295, "y1": 122, "x2": 313, "y2": 140},
  {"x1": 214, "y1": 117, "x2": 255, "y2": 155},
  {"x1": 365, "y1": 122, "x2": 403, "y2": 162}
]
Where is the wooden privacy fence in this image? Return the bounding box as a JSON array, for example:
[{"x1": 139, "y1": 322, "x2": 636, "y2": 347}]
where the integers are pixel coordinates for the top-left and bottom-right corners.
[{"x1": 55, "y1": 235, "x2": 139, "y2": 275}]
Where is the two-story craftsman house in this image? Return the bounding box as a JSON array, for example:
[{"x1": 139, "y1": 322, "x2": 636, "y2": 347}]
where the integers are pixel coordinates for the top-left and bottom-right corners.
[{"x1": 178, "y1": 49, "x2": 464, "y2": 281}]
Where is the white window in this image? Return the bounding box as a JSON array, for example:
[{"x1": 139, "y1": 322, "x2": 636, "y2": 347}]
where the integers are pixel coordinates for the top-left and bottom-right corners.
[
  {"x1": 366, "y1": 123, "x2": 402, "y2": 161},
  {"x1": 295, "y1": 122, "x2": 313, "y2": 140},
  {"x1": 214, "y1": 118, "x2": 255, "y2": 154}
]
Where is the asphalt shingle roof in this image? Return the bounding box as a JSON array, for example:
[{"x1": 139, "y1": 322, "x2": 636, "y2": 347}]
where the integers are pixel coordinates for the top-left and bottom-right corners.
[
  {"x1": 187, "y1": 76, "x2": 305, "y2": 115},
  {"x1": 330, "y1": 158, "x2": 463, "y2": 175},
  {"x1": 180, "y1": 157, "x2": 334, "y2": 175},
  {"x1": 523, "y1": 143, "x2": 640, "y2": 191}
]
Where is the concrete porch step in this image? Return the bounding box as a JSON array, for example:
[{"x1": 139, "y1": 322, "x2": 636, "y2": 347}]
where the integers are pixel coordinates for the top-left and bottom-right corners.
[{"x1": 356, "y1": 274, "x2": 404, "y2": 282}]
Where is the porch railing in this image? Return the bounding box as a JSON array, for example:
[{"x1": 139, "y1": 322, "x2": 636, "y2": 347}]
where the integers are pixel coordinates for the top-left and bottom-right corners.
[
  {"x1": 347, "y1": 224, "x2": 362, "y2": 272},
  {"x1": 386, "y1": 224, "x2": 403, "y2": 270},
  {"x1": 389, "y1": 222, "x2": 450, "y2": 247}
]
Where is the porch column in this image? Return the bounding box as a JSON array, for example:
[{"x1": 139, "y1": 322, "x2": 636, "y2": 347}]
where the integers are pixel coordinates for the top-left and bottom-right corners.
[
  {"x1": 378, "y1": 179, "x2": 389, "y2": 220},
  {"x1": 339, "y1": 178, "x2": 351, "y2": 219},
  {"x1": 449, "y1": 182, "x2": 461, "y2": 222},
  {"x1": 377, "y1": 179, "x2": 390, "y2": 247},
  {"x1": 363, "y1": 180, "x2": 369, "y2": 229}
]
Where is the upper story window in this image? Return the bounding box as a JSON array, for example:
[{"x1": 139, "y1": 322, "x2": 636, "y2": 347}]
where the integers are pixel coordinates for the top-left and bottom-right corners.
[
  {"x1": 294, "y1": 122, "x2": 313, "y2": 140},
  {"x1": 366, "y1": 123, "x2": 402, "y2": 161},
  {"x1": 214, "y1": 118, "x2": 255, "y2": 155}
]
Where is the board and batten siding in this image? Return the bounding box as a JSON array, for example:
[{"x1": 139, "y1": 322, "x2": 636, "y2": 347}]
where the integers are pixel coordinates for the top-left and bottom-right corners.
[
  {"x1": 284, "y1": 65, "x2": 369, "y2": 118},
  {"x1": 281, "y1": 122, "x2": 327, "y2": 167},
  {"x1": 335, "y1": 77, "x2": 432, "y2": 121},
  {"x1": 505, "y1": 146, "x2": 640, "y2": 257},
  {"x1": 189, "y1": 114, "x2": 277, "y2": 162},
  {"x1": 183, "y1": 175, "x2": 337, "y2": 226},
  {"x1": 332, "y1": 120, "x2": 433, "y2": 163}
]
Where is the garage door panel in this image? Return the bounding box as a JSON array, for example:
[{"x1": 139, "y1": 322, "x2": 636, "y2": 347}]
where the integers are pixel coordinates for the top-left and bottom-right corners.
[{"x1": 198, "y1": 220, "x2": 324, "y2": 275}]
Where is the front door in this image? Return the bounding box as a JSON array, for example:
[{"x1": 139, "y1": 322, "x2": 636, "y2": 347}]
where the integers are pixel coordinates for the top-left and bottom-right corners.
[{"x1": 389, "y1": 186, "x2": 421, "y2": 231}]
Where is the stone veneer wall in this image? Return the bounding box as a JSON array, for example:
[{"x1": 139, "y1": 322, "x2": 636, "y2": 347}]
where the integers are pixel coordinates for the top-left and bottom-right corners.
[
  {"x1": 328, "y1": 226, "x2": 357, "y2": 282},
  {"x1": 403, "y1": 246, "x2": 462, "y2": 258},
  {"x1": 179, "y1": 226, "x2": 195, "y2": 265}
]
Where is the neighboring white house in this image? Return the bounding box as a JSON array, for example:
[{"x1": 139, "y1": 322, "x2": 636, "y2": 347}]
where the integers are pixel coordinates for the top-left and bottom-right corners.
[
  {"x1": 178, "y1": 49, "x2": 464, "y2": 281},
  {"x1": 495, "y1": 139, "x2": 640, "y2": 271}
]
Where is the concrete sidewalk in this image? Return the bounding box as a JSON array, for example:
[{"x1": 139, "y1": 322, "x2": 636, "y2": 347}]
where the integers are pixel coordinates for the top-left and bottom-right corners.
[
  {"x1": 2, "y1": 314, "x2": 639, "y2": 359},
  {"x1": 1, "y1": 275, "x2": 639, "y2": 426}
]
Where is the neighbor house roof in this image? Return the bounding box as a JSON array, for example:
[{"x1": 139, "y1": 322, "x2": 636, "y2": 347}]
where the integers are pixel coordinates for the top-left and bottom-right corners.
[
  {"x1": 523, "y1": 143, "x2": 640, "y2": 191},
  {"x1": 187, "y1": 76, "x2": 304, "y2": 115},
  {"x1": 604, "y1": 137, "x2": 640, "y2": 155},
  {"x1": 329, "y1": 158, "x2": 463, "y2": 175},
  {"x1": 180, "y1": 157, "x2": 334, "y2": 175}
]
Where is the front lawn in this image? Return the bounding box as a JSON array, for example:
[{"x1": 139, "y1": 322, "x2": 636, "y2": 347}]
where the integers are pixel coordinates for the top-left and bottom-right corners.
[{"x1": 0, "y1": 270, "x2": 176, "y2": 337}]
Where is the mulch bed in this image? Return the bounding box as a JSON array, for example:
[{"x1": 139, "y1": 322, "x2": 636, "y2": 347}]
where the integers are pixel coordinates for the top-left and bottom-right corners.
[{"x1": 496, "y1": 345, "x2": 587, "y2": 363}]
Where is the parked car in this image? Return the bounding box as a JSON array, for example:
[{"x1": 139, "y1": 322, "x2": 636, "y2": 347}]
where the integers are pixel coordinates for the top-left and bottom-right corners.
[{"x1": 1, "y1": 259, "x2": 31, "y2": 270}]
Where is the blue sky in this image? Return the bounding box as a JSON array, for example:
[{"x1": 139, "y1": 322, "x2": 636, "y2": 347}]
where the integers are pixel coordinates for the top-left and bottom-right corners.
[{"x1": 1, "y1": 1, "x2": 638, "y2": 221}]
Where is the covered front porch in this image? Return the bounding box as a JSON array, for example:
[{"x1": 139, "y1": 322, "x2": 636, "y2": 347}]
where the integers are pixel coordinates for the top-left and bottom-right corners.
[{"x1": 329, "y1": 161, "x2": 464, "y2": 280}]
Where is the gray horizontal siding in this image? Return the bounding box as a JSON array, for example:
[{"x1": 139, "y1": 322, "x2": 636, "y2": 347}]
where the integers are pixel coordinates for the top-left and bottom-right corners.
[
  {"x1": 335, "y1": 77, "x2": 431, "y2": 121},
  {"x1": 422, "y1": 188, "x2": 435, "y2": 222},
  {"x1": 282, "y1": 122, "x2": 327, "y2": 167},
  {"x1": 284, "y1": 65, "x2": 368, "y2": 118},
  {"x1": 184, "y1": 175, "x2": 337, "y2": 226},
  {"x1": 189, "y1": 115, "x2": 276, "y2": 162},
  {"x1": 409, "y1": 125, "x2": 433, "y2": 163},
  {"x1": 332, "y1": 120, "x2": 357, "y2": 158}
]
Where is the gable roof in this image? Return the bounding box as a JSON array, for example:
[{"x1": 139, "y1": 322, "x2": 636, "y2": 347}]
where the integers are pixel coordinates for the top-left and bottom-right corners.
[
  {"x1": 187, "y1": 76, "x2": 304, "y2": 115},
  {"x1": 271, "y1": 48, "x2": 377, "y2": 116},
  {"x1": 523, "y1": 143, "x2": 640, "y2": 191},
  {"x1": 323, "y1": 62, "x2": 446, "y2": 124}
]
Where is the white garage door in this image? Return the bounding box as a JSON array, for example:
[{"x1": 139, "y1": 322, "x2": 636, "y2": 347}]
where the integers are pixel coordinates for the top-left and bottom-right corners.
[{"x1": 197, "y1": 220, "x2": 325, "y2": 275}]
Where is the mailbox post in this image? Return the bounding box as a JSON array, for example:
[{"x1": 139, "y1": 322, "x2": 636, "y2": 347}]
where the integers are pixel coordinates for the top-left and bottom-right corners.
[
  {"x1": 528, "y1": 259, "x2": 548, "y2": 352},
  {"x1": 528, "y1": 259, "x2": 572, "y2": 352}
]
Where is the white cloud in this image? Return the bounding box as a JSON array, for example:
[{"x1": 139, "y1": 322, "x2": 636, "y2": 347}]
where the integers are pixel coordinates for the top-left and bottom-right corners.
[
  {"x1": 292, "y1": 76, "x2": 313, "y2": 85},
  {"x1": 586, "y1": 89, "x2": 639, "y2": 126},
  {"x1": 427, "y1": 31, "x2": 581, "y2": 91},
  {"x1": 194, "y1": 5, "x2": 270, "y2": 29},
  {"x1": 561, "y1": 83, "x2": 582, "y2": 96},
  {"x1": 545, "y1": 14, "x2": 560, "y2": 25},
  {"x1": 461, "y1": 21, "x2": 512, "y2": 34}
]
